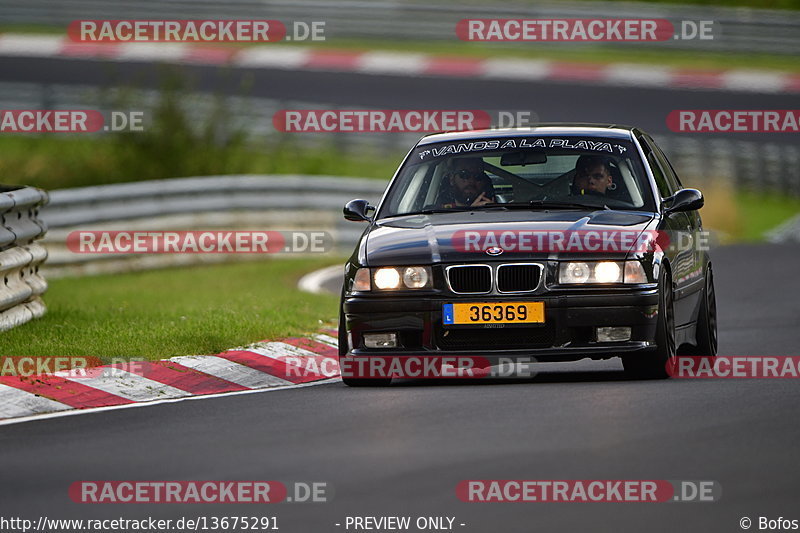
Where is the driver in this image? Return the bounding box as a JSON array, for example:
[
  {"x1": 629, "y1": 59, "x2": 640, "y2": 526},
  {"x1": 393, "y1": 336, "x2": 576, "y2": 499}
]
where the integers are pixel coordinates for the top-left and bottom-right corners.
[
  {"x1": 439, "y1": 157, "x2": 495, "y2": 208},
  {"x1": 571, "y1": 157, "x2": 590, "y2": 196}
]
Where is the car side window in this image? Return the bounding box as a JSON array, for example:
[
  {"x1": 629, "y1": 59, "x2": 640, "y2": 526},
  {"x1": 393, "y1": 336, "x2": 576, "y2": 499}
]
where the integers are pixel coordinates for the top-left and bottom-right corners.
[
  {"x1": 645, "y1": 151, "x2": 673, "y2": 199},
  {"x1": 647, "y1": 136, "x2": 683, "y2": 191},
  {"x1": 638, "y1": 134, "x2": 673, "y2": 199}
]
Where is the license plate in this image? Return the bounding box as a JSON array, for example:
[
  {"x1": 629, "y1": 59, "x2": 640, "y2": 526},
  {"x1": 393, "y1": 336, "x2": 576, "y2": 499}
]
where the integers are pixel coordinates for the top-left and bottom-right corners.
[{"x1": 442, "y1": 302, "x2": 544, "y2": 325}]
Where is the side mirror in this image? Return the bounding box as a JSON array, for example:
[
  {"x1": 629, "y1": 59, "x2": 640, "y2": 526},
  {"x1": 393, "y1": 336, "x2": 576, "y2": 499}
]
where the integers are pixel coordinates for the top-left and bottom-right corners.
[
  {"x1": 665, "y1": 188, "x2": 704, "y2": 213},
  {"x1": 343, "y1": 199, "x2": 373, "y2": 222}
]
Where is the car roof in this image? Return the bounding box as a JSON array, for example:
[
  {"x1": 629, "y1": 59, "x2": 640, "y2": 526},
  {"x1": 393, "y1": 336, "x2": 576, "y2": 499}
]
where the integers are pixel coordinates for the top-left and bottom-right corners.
[{"x1": 417, "y1": 123, "x2": 637, "y2": 146}]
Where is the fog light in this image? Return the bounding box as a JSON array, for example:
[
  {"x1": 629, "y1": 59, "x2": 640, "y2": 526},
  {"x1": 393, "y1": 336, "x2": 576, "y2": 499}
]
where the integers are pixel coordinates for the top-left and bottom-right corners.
[
  {"x1": 364, "y1": 332, "x2": 398, "y2": 348},
  {"x1": 596, "y1": 327, "x2": 631, "y2": 342}
]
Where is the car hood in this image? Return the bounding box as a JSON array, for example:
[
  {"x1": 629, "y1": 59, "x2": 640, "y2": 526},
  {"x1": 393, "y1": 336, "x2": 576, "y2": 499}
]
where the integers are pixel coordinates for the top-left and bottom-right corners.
[{"x1": 364, "y1": 210, "x2": 656, "y2": 265}]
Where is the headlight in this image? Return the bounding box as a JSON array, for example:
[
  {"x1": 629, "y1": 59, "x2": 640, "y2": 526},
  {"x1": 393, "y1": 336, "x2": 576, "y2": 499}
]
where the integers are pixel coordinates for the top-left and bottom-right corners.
[
  {"x1": 365, "y1": 266, "x2": 433, "y2": 291},
  {"x1": 402, "y1": 266, "x2": 430, "y2": 288},
  {"x1": 594, "y1": 261, "x2": 622, "y2": 283},
  {"x1": 374, "y1": 267, "x2": 401, "y2": 289},
  {"x1": 559, "y1": 261, "x2": 648, "y2": 284},
  {"x1": 562, "y1": 262, "x2": 591, "y2": 283}
]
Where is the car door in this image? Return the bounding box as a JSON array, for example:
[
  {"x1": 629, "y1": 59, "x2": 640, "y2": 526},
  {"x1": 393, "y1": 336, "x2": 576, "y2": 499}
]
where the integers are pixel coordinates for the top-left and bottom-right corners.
[
  {"x1": 648, "y1": 136, "x2": 706, "y2": 326},
  {"x1": 638, "y1": 134, "x2": 696, "y2": 327}
]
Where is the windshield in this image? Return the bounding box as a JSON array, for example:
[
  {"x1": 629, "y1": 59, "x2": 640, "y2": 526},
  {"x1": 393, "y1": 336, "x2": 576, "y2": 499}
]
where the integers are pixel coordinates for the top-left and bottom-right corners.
[{"x1": 377, "y1": 136, "x2": 655, "y2": 218}]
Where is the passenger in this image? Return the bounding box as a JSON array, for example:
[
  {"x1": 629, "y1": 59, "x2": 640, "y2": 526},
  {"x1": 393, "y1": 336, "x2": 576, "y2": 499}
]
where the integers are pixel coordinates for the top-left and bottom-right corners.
[{"x1": 572, "y1": 155, "x2": 614, "y2": 196}]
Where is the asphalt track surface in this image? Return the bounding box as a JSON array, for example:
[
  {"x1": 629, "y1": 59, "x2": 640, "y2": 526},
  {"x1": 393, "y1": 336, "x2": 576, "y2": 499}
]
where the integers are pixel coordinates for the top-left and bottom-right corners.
[
  {"x1": 1, "y1": 243, "x2": 799, "y2": 532},
  {"x1": 1, "y1": 55, "x2": 799, "y2": 144}
]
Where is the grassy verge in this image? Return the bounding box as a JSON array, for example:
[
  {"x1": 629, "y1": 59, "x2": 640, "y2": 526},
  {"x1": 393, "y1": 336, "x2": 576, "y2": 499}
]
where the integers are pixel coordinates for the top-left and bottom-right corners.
[
  {"x1": 0, "y1": 135, "x2": 400, "y2": 190},
  {"x1": 737, "y1": 190, "x2": 800, "y2": 241},
  {"x1": 0, "y1": 78, "x2": 403, "y2": 189},
  {"x1": 1, "y1": 258, "x2": 342, "y2": 360}
]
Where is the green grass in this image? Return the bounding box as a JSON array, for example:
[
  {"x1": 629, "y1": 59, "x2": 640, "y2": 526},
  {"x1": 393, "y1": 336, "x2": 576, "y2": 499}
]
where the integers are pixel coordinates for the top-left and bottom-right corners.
[
  {"x1": 737, "y1": 190, "x2": 800, "y2": 241},
  {"x1": 0, "y1": 77, "x2": 403, "y2": 190},
  {"x1": 0, "y1": 135, "x2": 400, "y2": 190},
  {"x1": 1, "y1": 258, "x2": 342, "y2": 360}
]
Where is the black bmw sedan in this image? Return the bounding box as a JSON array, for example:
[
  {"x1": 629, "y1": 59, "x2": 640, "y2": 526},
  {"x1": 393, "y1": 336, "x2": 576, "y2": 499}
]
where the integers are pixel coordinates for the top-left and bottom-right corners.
[{"x1": 339, "y1": 124, "x2": 717, "y2": 385}]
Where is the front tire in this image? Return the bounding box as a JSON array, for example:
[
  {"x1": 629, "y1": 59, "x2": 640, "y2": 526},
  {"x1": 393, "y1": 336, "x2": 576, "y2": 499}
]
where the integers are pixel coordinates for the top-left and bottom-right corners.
[{"x1": 623, "y1": 266, "x2": 676, "y2": 379}]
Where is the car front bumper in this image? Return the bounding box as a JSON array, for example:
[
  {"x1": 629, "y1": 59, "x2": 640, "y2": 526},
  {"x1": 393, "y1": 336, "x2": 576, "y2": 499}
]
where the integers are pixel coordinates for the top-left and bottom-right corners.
[{"x1": 342, "y1": 288, "x2": 660, "y2": 363}]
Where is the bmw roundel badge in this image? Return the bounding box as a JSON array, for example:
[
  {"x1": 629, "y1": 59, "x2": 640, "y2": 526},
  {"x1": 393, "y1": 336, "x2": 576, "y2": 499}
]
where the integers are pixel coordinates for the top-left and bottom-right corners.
[{"x1": 485, "y1": 246, "x2": 504, "y2": 256}]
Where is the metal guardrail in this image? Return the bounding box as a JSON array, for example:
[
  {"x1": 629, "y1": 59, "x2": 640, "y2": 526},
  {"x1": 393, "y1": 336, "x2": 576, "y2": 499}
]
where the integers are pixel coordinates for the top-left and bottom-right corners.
[
  {"x1": 43, "y1": 175, "x2": 386, "y2": 228},
  {"x1": 0, "y1": 186, "x2": 49, "y2": 331},
  {"x1": 1, "y1": 0, "x2": 799, "y2": 55},
  {"x1": 40, "y1": 175, "x2": 386, "y2": 276},
  {"x1": 654, "y1": 135, "x2": 800, "y2": 196}
]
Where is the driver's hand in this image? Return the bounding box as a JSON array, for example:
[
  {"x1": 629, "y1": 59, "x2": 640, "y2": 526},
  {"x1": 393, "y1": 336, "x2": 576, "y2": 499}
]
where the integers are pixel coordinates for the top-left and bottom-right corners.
[{"x1": 470, "y1": 192, "x2": 494, "y2": 207}]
